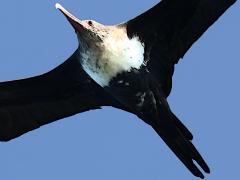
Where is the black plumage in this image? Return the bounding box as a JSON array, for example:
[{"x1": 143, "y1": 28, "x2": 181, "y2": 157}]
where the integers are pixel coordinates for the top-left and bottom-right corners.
[
  {"x1": 0, "y1": 0, "x2": 236, "y2": 178},
  {"x1": 127, "y1": 0, "x2": 236, "y2": 97},
  {"x1": 0, "y1": 51, "x2": 129, "y2": 141}
]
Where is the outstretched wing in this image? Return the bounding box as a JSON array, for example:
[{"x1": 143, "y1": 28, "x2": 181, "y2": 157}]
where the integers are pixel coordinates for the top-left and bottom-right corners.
[
  {"x1": 0, "y1": 50, "x2": 127, "y2": 141},
  {"x1": 126, "y1": 0, "x2": 236, "y2": 96}
]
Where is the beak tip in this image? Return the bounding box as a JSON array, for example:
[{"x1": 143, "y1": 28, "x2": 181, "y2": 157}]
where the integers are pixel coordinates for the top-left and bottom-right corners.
[
  {"x1": 55, "y1": 3, "x2": 62, "y2": 10},
  {"x1": 55, "y1": 2, "x2": 83, "y2": 32}
]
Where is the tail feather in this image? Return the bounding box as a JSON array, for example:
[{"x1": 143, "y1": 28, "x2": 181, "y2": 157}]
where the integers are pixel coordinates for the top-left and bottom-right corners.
[
  {"x1": 145, "y1": 78, "x2": 210, "y2": 178},
  {"x1": 151, "y1": 106, "x2": 210, "y2": 178},
  {"x1": 170, "y1": 112, "x2": 193, "y2": 140}
]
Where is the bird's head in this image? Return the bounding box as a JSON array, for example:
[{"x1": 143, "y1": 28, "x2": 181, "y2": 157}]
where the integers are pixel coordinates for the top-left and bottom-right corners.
[
  {"x1": 55, "y1": 3, "x2": 108, "y2": 51},
  {"x1": 55, "y1": 3, "x2": 140, "y2": 79}
]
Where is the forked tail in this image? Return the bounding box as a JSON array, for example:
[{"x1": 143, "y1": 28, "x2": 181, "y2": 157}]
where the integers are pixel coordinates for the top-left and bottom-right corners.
[{"x1": 148, "y1": 82, "x2": 210, "y2": 178}]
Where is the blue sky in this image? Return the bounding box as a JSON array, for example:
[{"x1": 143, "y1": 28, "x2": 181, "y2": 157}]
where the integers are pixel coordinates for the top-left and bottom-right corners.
[{"x1": 0, "y1": 0, "x2": 239, "y2": 179}]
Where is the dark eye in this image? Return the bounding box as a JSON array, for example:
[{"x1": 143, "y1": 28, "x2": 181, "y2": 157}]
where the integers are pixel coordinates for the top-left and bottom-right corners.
[{"x1": 88, "y1": 21, "x2": 93, "y2": 26}]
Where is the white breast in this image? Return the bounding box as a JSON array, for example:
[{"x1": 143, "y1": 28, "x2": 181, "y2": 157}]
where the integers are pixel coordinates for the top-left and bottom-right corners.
[{"x1": 80, "y1": 28, "x2": 145, "y2": 87}]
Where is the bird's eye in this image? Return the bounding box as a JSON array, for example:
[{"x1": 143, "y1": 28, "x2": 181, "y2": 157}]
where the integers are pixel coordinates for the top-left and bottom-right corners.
[{"x1": 88, "y1": 21, "x2": 93, "y2": 26}]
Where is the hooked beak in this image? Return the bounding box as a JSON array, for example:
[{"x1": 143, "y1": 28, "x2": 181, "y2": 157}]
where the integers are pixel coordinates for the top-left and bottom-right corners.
[{"x1": 55, "y1": 3, "x2": 84, "y2": 33}]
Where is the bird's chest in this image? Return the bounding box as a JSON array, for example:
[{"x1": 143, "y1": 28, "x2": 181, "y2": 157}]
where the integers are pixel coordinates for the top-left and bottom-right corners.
[{"x1": 80, "y1": 36, "x2": 145, "y2": 87}]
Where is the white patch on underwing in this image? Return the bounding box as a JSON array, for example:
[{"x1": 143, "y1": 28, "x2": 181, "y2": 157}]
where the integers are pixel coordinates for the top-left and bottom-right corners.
[{"x1": 79, "y1": 26, "x2": 145, "y2": 87}]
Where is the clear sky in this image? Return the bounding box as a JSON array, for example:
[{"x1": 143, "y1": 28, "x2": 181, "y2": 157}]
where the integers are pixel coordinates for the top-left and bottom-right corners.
[{"x1": 0, "y1": 0, "x2": 239, "y2": 179}]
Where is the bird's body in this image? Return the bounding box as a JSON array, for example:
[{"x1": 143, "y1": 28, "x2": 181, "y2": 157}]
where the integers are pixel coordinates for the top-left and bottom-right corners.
[
  {"x1": 78, "y1": 25, "x2": 145, "y2": 87},
  {"x1": 0, "y1": 0, "x2": 237, "y2": 179}
]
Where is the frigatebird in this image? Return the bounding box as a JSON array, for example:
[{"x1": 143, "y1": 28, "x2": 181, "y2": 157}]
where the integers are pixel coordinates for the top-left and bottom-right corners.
[{"x1": 0, "y1": 0, "x2": 236, "y2": 178}]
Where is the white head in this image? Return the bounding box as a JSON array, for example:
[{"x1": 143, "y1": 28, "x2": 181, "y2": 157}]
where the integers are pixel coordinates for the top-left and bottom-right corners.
[
  {"x1": 55, "y1": 3, "x2": 144, "y2": 87},
  {"x1": 55, "y1": 3, "x2": 110, "y2": 51}
]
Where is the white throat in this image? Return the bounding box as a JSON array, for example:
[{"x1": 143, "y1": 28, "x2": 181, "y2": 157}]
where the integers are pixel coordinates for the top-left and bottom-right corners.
[{"x1": 79, "y1": 27, "x2": 145, "y2": 87}]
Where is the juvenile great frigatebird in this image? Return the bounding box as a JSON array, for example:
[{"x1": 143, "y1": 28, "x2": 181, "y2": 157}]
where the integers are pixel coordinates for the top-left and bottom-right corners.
[{"x1": 0, "y1": 0, "x2": 236, "y2": 178}]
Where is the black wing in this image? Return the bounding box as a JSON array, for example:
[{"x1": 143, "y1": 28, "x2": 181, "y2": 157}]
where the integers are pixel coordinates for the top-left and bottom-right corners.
[
  {"x1": 0, "y1": 50, "x2": 128, "y2": 141},
  {"x1": 126, "y1": 0, "x2": 236, "y2": 96}
]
